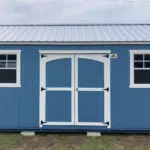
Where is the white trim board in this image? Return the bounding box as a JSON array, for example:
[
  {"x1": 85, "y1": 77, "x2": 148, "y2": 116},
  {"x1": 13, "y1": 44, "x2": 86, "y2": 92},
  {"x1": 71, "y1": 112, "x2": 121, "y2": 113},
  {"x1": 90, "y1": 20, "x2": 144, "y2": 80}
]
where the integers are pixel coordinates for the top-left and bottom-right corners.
[{"x1": 39, "y1": 50, "x2": 111, "y2": 54}]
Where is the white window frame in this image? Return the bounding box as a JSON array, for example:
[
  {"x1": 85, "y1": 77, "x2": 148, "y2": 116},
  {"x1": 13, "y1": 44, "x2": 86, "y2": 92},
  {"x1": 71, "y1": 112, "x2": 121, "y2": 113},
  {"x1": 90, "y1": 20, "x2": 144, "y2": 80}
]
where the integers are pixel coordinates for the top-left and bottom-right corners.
[
  {"x1": 130, "y1": 50, "x2": 150, "y2": 88},
  {"x1": 0, "y1": 50, "x2": 21, "y2": 87}
]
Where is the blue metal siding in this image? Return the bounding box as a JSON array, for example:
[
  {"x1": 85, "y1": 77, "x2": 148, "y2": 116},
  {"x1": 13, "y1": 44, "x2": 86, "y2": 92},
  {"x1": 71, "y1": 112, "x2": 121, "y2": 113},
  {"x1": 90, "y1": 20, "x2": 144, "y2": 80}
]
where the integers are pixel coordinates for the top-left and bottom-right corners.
[{"x1": 0, "y1": 45, "x2": 149, "y2": 131}]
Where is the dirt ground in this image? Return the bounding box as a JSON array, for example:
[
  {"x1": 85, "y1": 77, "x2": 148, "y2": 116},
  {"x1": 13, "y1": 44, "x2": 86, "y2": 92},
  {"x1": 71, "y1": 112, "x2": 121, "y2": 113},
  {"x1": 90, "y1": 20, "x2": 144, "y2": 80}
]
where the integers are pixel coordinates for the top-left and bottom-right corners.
[{"x1": 0, "y1": 133, "x2": 150, "y2": 150}]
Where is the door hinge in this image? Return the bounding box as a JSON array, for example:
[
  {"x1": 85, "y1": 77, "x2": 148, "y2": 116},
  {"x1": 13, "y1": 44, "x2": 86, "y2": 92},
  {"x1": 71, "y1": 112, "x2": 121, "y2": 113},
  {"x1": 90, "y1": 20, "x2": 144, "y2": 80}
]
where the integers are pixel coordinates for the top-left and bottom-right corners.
[
  {"x1": 41, "y1": 54, "x2": 47, "y2": 58},
  {"x1": 103, "y1": 54, "x2": 109, "y2": 58},
  {"x1": 103, "y1": 87, "x2": 109, "y2": 92},
  {"x1": 41, "y1": 121, "x2": 47, "y2": 125},
  {"x1": 104, "y1": 121, "x2": 109, "y2": 126},
  {"x1": 41, "y1": 87, "x2": 46, "y2": 91}
]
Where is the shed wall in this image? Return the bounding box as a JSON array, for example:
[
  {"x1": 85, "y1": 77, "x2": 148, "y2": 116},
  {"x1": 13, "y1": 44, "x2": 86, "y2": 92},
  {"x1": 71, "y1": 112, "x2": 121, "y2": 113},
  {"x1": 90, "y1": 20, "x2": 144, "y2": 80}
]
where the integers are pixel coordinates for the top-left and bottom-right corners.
[{"x1": 0, "y1": 44, "x2": 149, "y2": 131}]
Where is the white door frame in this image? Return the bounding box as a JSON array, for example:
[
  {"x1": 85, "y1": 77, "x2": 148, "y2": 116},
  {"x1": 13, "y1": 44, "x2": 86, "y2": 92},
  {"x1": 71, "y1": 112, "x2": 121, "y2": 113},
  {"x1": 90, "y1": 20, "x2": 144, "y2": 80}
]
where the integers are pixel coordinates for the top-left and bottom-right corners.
[
  {"x1": 74, "y1": 54, "x2": 111, "y2": 128},
  {"x1": 39, "y1": 50, "x2": 111, "y2": 128}
]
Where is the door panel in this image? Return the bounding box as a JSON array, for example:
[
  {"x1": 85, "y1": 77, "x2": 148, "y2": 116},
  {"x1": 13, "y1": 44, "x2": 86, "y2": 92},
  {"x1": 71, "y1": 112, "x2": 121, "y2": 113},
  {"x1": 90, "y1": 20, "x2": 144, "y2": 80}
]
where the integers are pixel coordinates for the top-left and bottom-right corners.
[
  {"x1": 75, "y1": 54, "x2": 109, "y2": 126},
  {"x1": 46, "y1": 58, "x2": 71, "y2": 87},
  {"x1": 40, "y1": 54, "x2": 74, "y2": 126},
  {"x1": 78, "y1": 58, "x2": 104, "y2": 88},
  {"x1": 46, "y1": 91, "x2": 71, "y2": 122},
  {"x1": 78, "y1": 91, "x2": 104, "y2": 122}
]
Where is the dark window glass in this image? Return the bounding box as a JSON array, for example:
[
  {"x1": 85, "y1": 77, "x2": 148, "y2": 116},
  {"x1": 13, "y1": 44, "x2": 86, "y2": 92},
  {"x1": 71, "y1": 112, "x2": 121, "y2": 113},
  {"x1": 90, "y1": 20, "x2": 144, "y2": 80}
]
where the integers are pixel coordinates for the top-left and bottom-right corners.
[
  {"x1": 144, "y1": 54, "x2": 150, "y2": 60},
  {"x1": 0, "y1": 62, "x2": 6, "y2": 68},
  {"x1": 144, "y1": 62, "x2": 150, "y2": 68},
  {"x1": 8, "y1": 55, "x2": 16, "y2": 60},
  {"x1": 134, "y1": 62, "x2": 143, "y2": 68},
  {"x1": 134, "y1": 54, "x2": 143, "y2": 60},
  {"x1": 0, "y1": 69, "x2": 16, "y2": 83},
  {"x1": 134, "y1": 70, "x2": 150, "y2": 84},
  {"x1": 0, "y1": 55, "x2": 6, "y2": 60}
]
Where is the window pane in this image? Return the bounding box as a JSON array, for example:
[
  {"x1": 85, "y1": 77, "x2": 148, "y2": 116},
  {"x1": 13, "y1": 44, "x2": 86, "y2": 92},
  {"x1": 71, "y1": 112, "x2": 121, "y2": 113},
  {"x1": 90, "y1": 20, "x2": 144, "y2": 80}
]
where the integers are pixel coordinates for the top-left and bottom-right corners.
[
  {"x1": 0, "y1": 62, "x2": 6, "y2": 68},
  {"x1": 134, "y1": 54, "x2": 143, "y2": 60},
  {"x1": 144, "y1": 54, "x2": 150, "y2": 60},
  {"x1": 134, "y1": 70, "x2": 150, "y2": 84},
  {"x1": 134, "y1": 62, "x2": 143, "y2": 68},
  {"x1": 0, "y1": 69, "x2": 16, "y2": 83},
  {"x1": 7, "y1": 62, "x2": 16, "y2": 68},
  {"x1": 144, "y1": 62, "x2": 150, "y2": 68},
  {"x1": 0, "y1": 55, "x2": 6, "y2": 60},
  {"x1": 8, "y1": 55, "x2": 16, "y2": 60}
]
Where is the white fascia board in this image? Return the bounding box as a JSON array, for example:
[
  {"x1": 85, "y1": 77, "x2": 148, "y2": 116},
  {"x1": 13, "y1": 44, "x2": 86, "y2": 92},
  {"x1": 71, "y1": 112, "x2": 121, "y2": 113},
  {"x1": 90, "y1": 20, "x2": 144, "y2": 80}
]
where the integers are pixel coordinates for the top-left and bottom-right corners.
[{"x1": 39, "y1": 50, "x2": 111, "y2": 54}]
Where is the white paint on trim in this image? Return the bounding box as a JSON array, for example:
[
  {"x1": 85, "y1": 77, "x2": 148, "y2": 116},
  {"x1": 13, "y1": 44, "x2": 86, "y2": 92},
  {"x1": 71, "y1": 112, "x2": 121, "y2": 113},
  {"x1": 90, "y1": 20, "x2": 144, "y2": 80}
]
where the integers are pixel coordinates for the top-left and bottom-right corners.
[
  {"x1": 0, "y1": 50, "x2": 21, "y2": 88},
  {"x1": 46, "y1": 88, "x2": 72, "y2": 91},
  {"x1": 76, "y1": 122, "x2": 107, "y2": 126},
  {"x1": 42, "y1": 122, "x2": 74, "y2": 126},
  {"x1": 39, "y1": 50, "x2": 111, "y2": 54},
  {"x1": 77, "y1": 88, "x2": 104, "y2": 91},
  {"x1": 130, "y1": 50, "x2": 150, "y2": 88},
  {"x1": 129, "y1": 50, "x2": 150, "y2": 53}
]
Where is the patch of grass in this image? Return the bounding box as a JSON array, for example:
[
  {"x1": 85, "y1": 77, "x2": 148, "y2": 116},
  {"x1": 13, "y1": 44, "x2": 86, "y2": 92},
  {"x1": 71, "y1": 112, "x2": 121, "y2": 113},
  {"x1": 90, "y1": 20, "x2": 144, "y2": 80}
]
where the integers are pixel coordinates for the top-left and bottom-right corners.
[
  {"x1": 0, "y1": 133, "x2": 23, "y2": 150},
  {"x1": 0, "y1": 133, "x2": 150, "y2": 150}
]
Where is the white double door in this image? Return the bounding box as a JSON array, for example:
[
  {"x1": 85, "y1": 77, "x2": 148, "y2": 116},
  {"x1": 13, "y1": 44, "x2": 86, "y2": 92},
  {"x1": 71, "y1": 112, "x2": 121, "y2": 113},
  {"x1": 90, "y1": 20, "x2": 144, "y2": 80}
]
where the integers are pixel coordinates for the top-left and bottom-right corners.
[{"x1": 40, "y1": 53, "x2": 111, "y2": 128}]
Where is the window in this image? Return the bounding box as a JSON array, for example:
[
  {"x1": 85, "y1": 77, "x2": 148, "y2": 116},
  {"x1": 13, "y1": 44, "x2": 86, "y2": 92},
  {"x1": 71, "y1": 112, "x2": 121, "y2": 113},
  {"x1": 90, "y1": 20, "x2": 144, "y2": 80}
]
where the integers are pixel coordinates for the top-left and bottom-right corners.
[
  {"x1": 130, "y1": 50, "x2": 150, "y2": 88},
  {"x1": 0, "y1": 50, "x2": 21, "y2": 87}
]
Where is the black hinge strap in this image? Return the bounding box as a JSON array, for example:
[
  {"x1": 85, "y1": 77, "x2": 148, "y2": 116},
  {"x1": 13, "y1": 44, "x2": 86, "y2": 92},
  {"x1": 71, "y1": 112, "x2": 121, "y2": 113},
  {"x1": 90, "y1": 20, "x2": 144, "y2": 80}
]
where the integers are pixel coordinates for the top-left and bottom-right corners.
[
  {"x1": 41, "y1": 87, "x2": 46, "y2": 91},
  {"x1": 103, "y1": 54, "x2": 109, "y2": 58},
  {"x1": 103, "y1": 87, "x2": 109, "y2": 92},
  {"x1": 104, "y1": 121, "x2": 109, "y2": 126},
  {"x1": 41, "y1": 54, "x2": 47, "y2": 58},
  {"x1": 41, "y1": 121, "x2": 47, "y2": 125}
]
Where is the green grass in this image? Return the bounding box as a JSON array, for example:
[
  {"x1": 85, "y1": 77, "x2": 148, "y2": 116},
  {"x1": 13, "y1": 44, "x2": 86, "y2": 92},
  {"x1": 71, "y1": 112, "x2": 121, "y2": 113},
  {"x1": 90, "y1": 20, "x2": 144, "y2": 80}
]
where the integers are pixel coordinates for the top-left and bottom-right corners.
[{"x1": 0, "y1": 133, "x2": 150, "y2": 150}]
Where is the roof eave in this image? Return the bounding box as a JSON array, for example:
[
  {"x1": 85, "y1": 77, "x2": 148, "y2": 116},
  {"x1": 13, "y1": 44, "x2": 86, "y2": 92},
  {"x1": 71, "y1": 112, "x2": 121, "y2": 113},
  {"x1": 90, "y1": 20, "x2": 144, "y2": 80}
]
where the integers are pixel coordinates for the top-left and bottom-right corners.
[{"x1": 0, "y1": 41, "x2": 150, "y2": 45}]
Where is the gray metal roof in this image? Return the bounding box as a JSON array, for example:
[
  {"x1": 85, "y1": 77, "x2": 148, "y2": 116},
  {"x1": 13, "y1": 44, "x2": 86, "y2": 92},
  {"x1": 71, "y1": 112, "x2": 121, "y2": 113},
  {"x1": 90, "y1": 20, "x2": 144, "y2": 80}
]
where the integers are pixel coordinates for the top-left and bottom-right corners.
[{"x1": 0, "y1": 24, "x2": 150, "y2": 44}]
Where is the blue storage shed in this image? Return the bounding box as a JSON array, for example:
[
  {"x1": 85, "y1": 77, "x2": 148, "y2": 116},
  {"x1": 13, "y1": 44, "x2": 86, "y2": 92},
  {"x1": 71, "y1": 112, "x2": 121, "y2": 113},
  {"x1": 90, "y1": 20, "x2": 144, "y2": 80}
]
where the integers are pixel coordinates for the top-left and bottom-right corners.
[{"x1": 0, "y1": 24, "x2": 150, "y2": 133}]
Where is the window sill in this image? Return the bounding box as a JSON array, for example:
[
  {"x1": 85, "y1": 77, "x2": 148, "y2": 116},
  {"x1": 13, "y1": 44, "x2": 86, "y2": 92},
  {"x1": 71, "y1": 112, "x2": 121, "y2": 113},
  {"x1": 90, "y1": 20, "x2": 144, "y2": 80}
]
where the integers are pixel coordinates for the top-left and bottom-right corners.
[
  {"x1": 0, "y1": 83, "x2": 21, "y2": 88},
  {"x1": 130, "y1": 84, "x2": 150, "y2": 88}
]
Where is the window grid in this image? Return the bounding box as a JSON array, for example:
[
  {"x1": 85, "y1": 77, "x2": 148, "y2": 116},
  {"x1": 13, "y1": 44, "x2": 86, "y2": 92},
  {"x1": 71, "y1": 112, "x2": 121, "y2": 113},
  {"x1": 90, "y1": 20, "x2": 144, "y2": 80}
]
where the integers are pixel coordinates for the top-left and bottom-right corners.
[
  {"x1": 0, "y1": 54, "x2": 17, "y2": 69},
  {"x1": 134, "y1": 54, "x2": 150, "y2": 69}
]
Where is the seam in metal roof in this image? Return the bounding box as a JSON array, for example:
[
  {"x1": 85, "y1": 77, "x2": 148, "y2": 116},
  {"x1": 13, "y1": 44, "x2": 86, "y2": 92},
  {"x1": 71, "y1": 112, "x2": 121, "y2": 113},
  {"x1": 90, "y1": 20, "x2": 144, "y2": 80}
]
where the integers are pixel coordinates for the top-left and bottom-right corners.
[{"x1": 0, "y1": 24, "x2": 150, "y2": 43}]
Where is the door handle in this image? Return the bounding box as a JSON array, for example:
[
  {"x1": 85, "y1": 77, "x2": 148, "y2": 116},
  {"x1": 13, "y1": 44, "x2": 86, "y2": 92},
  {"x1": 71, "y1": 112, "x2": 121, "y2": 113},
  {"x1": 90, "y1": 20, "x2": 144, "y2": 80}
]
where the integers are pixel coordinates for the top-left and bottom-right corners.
[{"x1": 76, "y1": 88, "x2": 78, "y2": 91}]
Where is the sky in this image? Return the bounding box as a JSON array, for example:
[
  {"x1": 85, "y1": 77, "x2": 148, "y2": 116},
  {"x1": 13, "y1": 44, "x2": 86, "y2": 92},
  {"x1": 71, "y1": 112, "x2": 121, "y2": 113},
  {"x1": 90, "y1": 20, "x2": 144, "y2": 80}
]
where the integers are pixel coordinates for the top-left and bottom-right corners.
[{"x1": 0, "y1": 0, "x2": 150, "y2": 24}]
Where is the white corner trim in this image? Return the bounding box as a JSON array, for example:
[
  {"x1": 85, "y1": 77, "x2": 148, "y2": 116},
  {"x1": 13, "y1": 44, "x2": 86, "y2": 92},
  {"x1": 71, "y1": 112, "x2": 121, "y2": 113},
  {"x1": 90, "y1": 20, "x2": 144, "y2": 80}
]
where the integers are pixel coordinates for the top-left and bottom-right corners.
[{"x1": 39, "y1": 50, "x2": 111, "y2": 54}]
